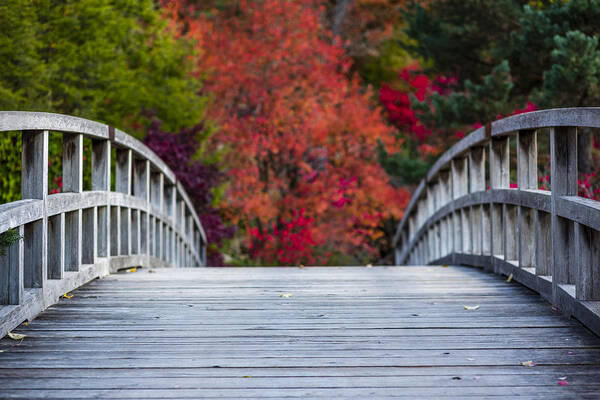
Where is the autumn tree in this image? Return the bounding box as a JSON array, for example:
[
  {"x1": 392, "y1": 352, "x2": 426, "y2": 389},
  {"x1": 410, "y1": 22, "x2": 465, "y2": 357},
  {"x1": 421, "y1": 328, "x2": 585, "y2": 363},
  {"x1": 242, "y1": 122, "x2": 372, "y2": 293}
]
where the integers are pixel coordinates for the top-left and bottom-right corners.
[{"x1": 166, "y1": 0, "x2": 410, "y2": 265}]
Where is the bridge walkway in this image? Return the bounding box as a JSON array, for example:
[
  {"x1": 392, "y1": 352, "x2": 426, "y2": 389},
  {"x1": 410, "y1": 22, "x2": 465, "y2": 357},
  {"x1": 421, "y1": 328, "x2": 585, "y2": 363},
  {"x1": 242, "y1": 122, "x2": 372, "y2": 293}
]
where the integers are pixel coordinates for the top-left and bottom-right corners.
[{"x1": 1, "y1": 266, "x2": 600, "y2": 399}]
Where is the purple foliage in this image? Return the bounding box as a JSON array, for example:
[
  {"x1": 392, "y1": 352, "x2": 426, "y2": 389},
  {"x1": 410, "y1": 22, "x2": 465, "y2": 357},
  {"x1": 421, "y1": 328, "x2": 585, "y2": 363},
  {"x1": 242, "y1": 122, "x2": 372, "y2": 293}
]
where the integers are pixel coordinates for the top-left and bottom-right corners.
[{"x1": 144, "y1": 119, "x2": 235, "y2": 266}]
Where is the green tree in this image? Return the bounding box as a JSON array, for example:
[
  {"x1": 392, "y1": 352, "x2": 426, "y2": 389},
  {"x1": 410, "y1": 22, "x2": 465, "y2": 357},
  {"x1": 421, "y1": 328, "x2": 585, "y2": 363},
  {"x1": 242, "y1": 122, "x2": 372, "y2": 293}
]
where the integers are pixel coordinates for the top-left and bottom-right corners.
[
  {"x1": 0, "y1": 0, "x2": 208, "y2": 203},
  {"x1": 402, "y1": 0, "x2": 600, "y2": 174}
]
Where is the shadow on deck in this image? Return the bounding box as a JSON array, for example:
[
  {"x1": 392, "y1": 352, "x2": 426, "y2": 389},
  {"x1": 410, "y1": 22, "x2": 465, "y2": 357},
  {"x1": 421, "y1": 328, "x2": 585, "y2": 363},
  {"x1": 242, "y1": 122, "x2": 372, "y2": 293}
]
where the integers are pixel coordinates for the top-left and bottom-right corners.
[{"x1": 1, "y1": 266, "x2": 600, "y2": 399}]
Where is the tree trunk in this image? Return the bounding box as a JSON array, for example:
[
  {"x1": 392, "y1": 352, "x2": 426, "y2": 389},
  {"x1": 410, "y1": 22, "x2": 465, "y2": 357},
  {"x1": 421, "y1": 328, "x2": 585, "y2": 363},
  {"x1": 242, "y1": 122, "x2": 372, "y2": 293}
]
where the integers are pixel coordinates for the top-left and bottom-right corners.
[{"x1": 332, "y1": 0, "x2": 353, "y2": 37}]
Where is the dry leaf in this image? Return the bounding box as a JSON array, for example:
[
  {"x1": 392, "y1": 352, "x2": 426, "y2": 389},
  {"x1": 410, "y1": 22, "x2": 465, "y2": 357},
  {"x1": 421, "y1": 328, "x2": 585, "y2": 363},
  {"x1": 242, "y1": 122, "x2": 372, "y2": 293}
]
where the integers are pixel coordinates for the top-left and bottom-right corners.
[
  {"x1": 280, "y1": 293, "x2": 293, "y2": 298},
  {"x1": 62, "y1": 293, "x2": 74, "y2": 299},
  {"x1": 463, "y1": 305, "x2": 480, "y2": 311},
  {"x1": 243, "y1": 375, "x2": 252, "y2": 378},
  {"x1": 506, "y1": 273, "x2": 513, "y2": 283},
  {"x1": 298, "y1": 264, "x2": 304, "y2": 269},
  {"x1": 148, "y1": 269, "x2": 155, "y2": 273},
  {"x1": 7, "y1": 332, "x2": 26, "y2": 340},
  {"x1": 441, "y1": 265, "x2": 449, "y2": 268},
  {"x1": 520, "y1": 360, "x2": 536, "y2": 367}
]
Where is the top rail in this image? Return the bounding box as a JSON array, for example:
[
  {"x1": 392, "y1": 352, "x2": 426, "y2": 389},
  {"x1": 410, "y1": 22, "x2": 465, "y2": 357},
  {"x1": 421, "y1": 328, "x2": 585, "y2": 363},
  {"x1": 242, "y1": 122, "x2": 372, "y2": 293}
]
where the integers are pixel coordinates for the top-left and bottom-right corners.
[
  {"x1": 0, "y1": 111, "x2": 207, "y2": 336},
  {"x1": 393, "y1": 107, "x2": 600, "y2": 336}
]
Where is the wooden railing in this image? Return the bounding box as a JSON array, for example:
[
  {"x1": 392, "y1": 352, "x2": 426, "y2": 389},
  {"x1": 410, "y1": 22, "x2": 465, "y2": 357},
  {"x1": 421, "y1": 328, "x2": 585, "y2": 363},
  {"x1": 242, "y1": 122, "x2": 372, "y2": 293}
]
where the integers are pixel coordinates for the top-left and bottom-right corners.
[
  {"x1": 0, "y1": 111, "x2": 206, "y2": 335},
  {"x1": 394, "y1": 108, "x2": 600, "y2": 336}
]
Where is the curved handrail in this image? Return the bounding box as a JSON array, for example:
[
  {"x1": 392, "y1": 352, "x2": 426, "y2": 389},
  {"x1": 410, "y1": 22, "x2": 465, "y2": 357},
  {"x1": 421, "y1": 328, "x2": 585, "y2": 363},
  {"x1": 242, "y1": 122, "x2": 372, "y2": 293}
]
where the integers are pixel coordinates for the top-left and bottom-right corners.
[
  {"x1": 0, "y1": 111, "x2": 207, "y2": 336},
  {"x1": 394, "y1": 107, "x2": 600, "y2": 336}
]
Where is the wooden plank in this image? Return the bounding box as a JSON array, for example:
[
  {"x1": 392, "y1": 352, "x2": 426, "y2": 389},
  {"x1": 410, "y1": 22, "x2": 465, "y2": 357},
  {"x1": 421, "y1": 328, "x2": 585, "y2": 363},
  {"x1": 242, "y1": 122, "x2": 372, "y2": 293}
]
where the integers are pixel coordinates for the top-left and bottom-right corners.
[{"x1": 2, "y1": 266, "x2": 600, "y2": 399}]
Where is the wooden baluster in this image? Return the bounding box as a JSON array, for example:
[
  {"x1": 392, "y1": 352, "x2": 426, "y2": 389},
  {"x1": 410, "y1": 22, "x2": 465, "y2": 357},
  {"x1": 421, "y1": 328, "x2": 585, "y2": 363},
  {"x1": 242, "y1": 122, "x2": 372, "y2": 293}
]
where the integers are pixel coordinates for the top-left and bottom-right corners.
[
  {"x1": 92, "y1": 139, "x2": 110, "y2": 259},
  {"x1": 110, "y1": 206, "x2": 119, "y2": 257},
  {"x1": 575, "y1": 224, "x2": 600, "y2": 300},
  {"x1": 517, "y1": 130, "x2": 537, "y2": 269},
  {"x1": 550, "y1": 127, "x2": 577, "y2": 301},
  {"x1": 21, "y1": 131, "x2": 48, "y2": 289},
  {"x1": 47, "y1": 214, "x2": 63, "y2": 279},
  {"x1": 63, "y1": 133, "x2": 82, "y2": 272},
  {"x1": 535, "y1": 211, "x2": 552, "y2": 276},
  {"x1": 490, "y1": 137, "x2": 509, "y2": 267},
  {"x1": 452, "y1": 157, "x2": 468, "y2": 255},
  {"x1": 133, "y1": 159, "x2": 150, "y2": 256},
  {"x1": 116, "y1": 149, "x2": 131, "y2": 256},
  {"x1": 470, "y1": 147, "x2": 486, "y2": 255},
  {"x1": 0, "y1": 225, "x2": 24, "y2": 304},
  {"x1": 81, "y1": 208, "x2": 96, "y2": 264}
]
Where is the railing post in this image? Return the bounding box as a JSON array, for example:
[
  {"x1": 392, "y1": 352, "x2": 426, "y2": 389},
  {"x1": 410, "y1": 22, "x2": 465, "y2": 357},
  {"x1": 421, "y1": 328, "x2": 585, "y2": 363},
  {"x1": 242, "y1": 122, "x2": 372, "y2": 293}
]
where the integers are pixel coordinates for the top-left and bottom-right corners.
[
  {"x1": 551, "y1": 126, "x2": 577, "y2": 304},
  {"x1": 575, "y1": 224, "x2": 600, "y2": 300},
  {"x1": 451, "y1": 157, "x2": 467, "y2": 257},
  {"x1": 517, "y1": 129, "x2": 537, "y2": 269},
  {"x1": 116, "y1": 149, "x2": 132, "y2": 256},
  {"x1": 490, "y1": 137, "x2": 509, "y2": 269},
  {"x1": 22, "y1": 130, "x2": 48, "y2": 291},
  {"x1": 92, "y1": 139, "x2": 110, "y2": 259},
  {"x1": 470, "y1": 147, "x2": 485, "y2": 255},
  {"x1": 63, "y1": 133, "x2": 82, "y2": 272},
  {"x1": 133, "y1": 159, "x2": 150, "y2": 256}
]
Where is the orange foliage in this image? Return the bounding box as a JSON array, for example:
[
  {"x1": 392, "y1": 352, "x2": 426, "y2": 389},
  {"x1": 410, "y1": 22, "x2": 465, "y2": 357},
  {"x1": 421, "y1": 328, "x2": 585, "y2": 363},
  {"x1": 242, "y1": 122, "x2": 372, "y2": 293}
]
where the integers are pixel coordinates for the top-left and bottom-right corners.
[{"x1": 166, "y1": 0, "x2": 410, "y2": 264}]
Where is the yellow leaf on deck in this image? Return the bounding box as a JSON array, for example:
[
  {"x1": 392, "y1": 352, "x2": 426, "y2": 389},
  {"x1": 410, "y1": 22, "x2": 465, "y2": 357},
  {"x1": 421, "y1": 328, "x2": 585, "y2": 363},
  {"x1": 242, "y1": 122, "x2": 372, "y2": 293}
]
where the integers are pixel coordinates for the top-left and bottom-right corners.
[
  {"x1": 463, "y1": 305, "x2": 480, "y2": 311},
  {"x1": 125, "y1": 267, "x2": 137, "y2": 273},
  {"x1": 506, "y1": 273, "x2": 513, "y2": 283},
  {"x1": 62, "y1": 293, "x2": 74, "y2": 299},
  {"x1": 441, "y1": 265, "x2": 449, "y2": 268},
  {"x1": 7, "y1": 332, "x2": 26, "y2": 340},
  {"x1": 280, "y1": 293, "x2": 293, "y2": 298},
  {"x1": 243, "y1": 375, "x2": 252, "y2": 378},
  {"x1": 521, "y1": 360, "x2": 536, "y2": 367}
]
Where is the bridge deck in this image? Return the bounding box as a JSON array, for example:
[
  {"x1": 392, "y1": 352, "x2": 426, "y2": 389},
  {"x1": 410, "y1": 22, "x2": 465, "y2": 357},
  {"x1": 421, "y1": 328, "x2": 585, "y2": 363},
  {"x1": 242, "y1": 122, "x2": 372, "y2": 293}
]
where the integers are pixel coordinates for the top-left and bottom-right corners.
[{"x1": 1, "y1": 266, "x2": 600, "y2": 399}]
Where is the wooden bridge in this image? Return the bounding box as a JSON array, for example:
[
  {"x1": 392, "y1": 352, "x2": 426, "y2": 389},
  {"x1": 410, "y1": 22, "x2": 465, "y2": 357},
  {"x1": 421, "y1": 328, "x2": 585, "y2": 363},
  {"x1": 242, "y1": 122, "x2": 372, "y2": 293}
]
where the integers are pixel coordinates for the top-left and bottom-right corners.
[{"x1": 1, "y1": 110, "x2": 600, "y2": 398}]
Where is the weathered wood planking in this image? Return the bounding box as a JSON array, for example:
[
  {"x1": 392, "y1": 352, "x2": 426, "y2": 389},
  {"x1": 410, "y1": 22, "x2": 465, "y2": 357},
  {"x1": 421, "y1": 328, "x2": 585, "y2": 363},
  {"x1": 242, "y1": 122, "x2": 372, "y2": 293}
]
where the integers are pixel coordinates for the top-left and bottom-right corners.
[
  {"x1": 0, "y1": 111, "x2": 207, "y2": 342},
  {"x1": 394, "y1": 108, "x2": 600, "y2": 338},
  {"x1": 1, "y1": 266, "x2": 600, "y2": 399}
]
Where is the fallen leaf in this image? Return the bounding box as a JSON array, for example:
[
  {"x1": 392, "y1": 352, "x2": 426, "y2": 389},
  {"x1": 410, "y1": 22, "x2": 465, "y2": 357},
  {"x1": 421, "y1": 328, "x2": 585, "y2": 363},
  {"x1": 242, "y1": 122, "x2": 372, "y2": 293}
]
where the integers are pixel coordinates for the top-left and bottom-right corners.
[
  {"x1": 451, "y1": 376, "x2": 461, "y2": 380},
  {"x1": 464, "y1": 305, "x2": 480, "y2": 311},
  {"x1": 148, "y1": 269, "x2": 155, "y2": 273},
  {"x1": 558, "y1": 380, "x2": 568, "y2": 386},
  {"x1": 243, "y1": 375, "x2": 252, "y2": 378},
  {"x1": 280, "y1": 293, "x2": 293, "y2": 298},
  {"x1": 506, "y1": 273, "x2": 513, "y2": 283},
  {"x1": 521, "y1": 360, "x2": 536, "y2": 367},
  {"x1": 7, "y1": 332, "x2": 26, "y2": 341},
  {"x1": 298, "y1": 264, "x2": 304, "y2": 269},
  {"x1": 23, "y1": 322, "x2": 28, "y2": 326},
  {"x1": 366, "y1": 264, "x2": 372, "y2": 268},
  {"x1": 62, "y1": 293, "x2": 74, "y2": 299},
  {"x1": 125, "y1": 267, "x2": 137, "y2": 273},
  {"x1": 441, "y1": 265, "x2": 449, "y2": 268}
]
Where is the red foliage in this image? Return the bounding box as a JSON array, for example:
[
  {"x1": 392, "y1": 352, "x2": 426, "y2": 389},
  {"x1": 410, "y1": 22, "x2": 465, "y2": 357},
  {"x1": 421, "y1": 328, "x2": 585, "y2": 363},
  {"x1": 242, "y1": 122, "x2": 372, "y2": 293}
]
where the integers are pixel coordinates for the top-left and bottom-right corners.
[{"x1": 166, "y1": 0, "x2": 410, "y2": 264}]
